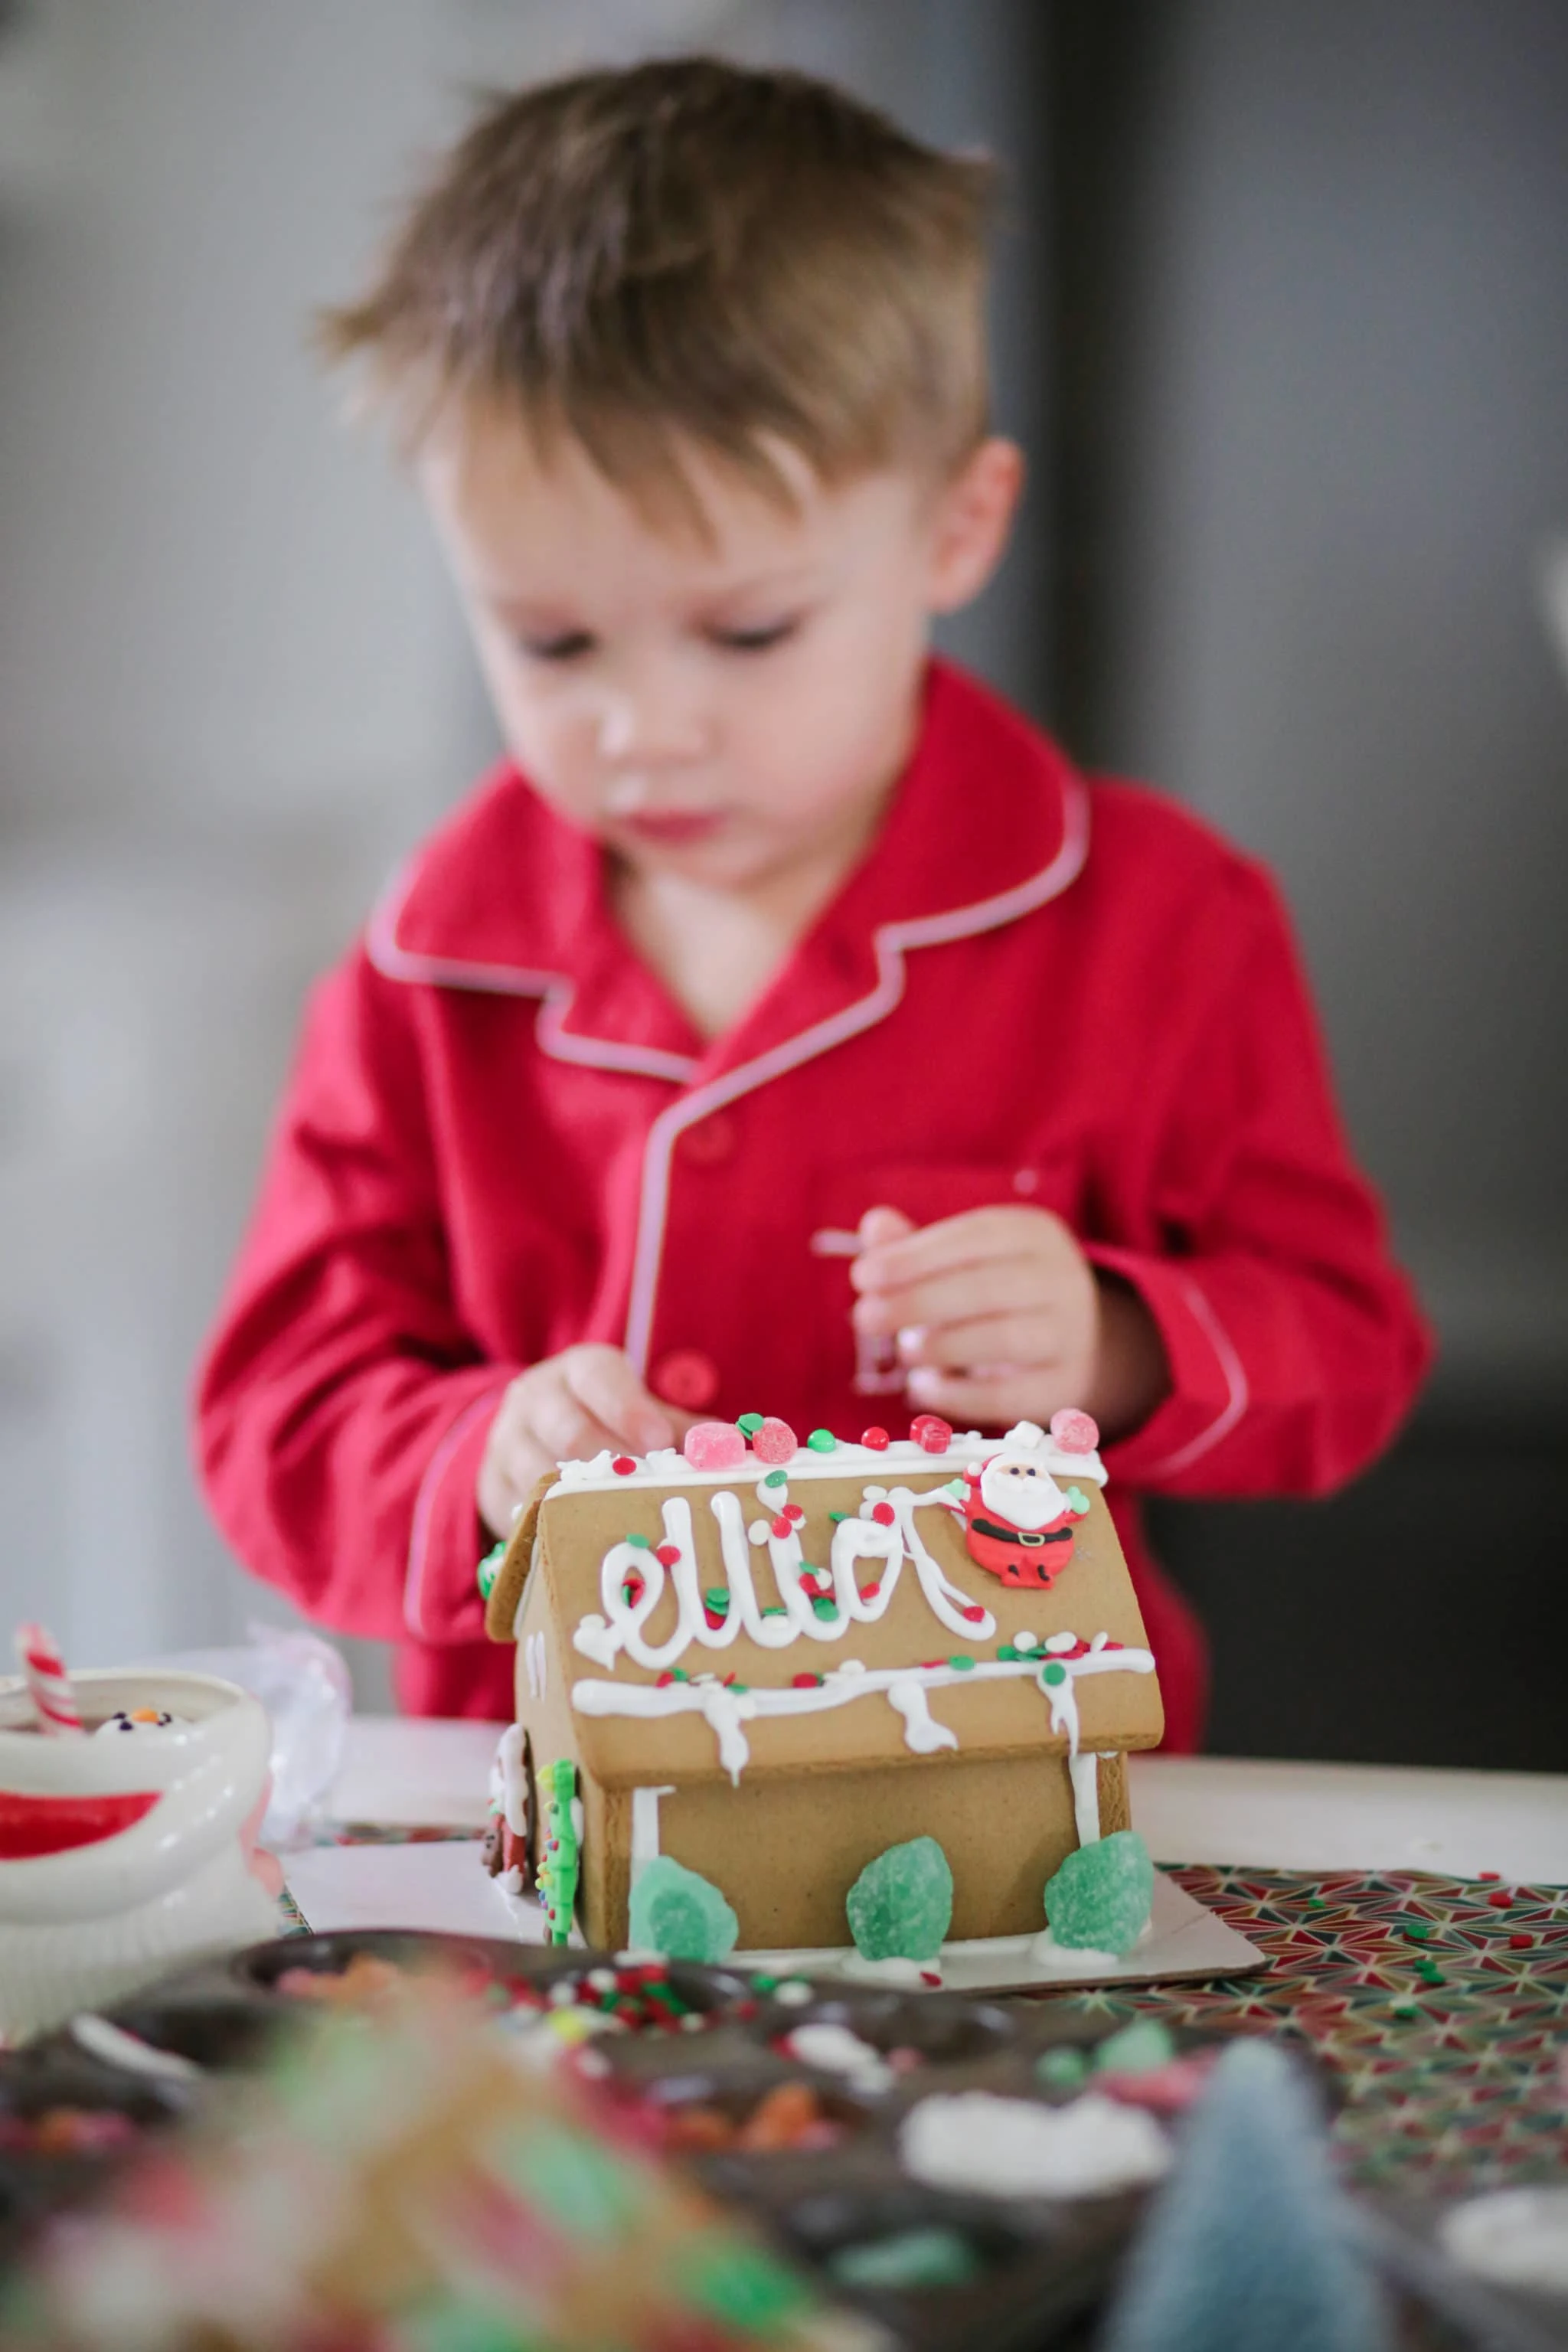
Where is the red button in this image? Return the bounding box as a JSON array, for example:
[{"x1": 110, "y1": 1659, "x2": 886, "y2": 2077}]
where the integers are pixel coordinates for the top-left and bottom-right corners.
[
  {"x1": 681, "y1": 1113, "x2": 737, "y2": 1166},
  {"x1": 651, "y1": 1348, "x2": 720, "y2": 1410}
]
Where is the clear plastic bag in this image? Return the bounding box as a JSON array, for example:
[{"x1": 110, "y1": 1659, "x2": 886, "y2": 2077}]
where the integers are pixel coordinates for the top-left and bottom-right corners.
[{"x1": 145, "y1": 1623, "x2": 351, "y2": 1847}]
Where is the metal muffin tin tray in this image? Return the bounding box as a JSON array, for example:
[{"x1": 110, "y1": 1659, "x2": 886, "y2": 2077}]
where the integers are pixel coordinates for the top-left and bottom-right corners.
[
  {"x1": 1, "y1": 1929, "x2": 1541, "y2": 2351},
  {"x1": 0, "y1": 1929, "x2": 1222, "y2": 2345}
]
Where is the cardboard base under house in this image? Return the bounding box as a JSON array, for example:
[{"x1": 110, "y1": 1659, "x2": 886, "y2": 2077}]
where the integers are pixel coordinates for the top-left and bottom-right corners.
[{"x1": 284, "y1": 1838, "x2": 1266, "y2": 1996}]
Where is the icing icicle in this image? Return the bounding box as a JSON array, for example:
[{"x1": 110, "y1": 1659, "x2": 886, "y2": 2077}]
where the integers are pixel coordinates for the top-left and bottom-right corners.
[
  {"x1": 1069, "y1": 1751, "x2": 1109, "y2": 1845},
  {"x1": 887, "y1": 1677, "x2": 960, "y2": 1755},
  {"x1": 573, "y1": 1635, "x2": 1155, "y2": 1782}
]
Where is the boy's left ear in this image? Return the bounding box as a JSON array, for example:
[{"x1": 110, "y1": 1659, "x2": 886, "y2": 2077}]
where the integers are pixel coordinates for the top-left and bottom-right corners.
[{"x1": 926, "y1": 437, "x2": 1026, "y2": 612}]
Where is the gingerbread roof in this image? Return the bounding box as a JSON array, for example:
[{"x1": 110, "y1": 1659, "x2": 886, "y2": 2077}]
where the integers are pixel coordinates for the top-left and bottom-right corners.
[{"x1": 485, "y1": 1420, "x2": 1165, "y2": 1792}]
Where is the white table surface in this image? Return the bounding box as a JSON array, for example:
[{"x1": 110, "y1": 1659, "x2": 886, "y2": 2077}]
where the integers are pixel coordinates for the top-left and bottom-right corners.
[{"x1": 327, "y1": 1717, "x2": 1568, "y2": 1884}]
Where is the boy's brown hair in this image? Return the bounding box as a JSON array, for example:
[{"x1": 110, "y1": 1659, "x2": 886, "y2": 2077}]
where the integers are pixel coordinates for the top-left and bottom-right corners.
[{"x1": 319, "y1": 55, "x2": 996, "y2": 508}]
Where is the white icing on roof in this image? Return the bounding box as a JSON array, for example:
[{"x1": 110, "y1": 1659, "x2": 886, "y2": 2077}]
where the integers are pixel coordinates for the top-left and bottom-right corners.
[{"x1": 545, "y1": 1420, "x2": 1107, "y2": 1499}]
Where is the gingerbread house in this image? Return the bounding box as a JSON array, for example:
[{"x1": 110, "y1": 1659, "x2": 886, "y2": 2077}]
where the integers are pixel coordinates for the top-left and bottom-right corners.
[{"x1": 481, "y1": 1413, "x2": 1164, "y2": 1953}]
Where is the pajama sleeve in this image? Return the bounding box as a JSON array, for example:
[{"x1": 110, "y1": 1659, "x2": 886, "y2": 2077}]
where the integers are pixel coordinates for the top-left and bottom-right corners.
[
  {"x1": 1090, "y1": 856, "x2": 1433, "y2": 1496},
  {"x1": 194, "y1": 948, "x2": 520, "y2": 1648}
]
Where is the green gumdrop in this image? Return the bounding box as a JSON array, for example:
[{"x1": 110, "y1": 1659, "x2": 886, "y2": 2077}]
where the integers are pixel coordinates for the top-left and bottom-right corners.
[
  {"x1": 1093, "y1": 2017, "x2": 1176, "y2": 2076},
  {"x1": 1037, "y1": 2044, "x2": 1090, "y2": 2092},
  {"x1": 475, "y1": 1540, "x2": 505, "y2": 1599},
  {"x1": 737, "y1": 1413, "x2": 764, "y2": 1437},
  {"x1": 1044, "y1": 1830, "x2": 1154, "y2": 1954},
  {"x1": 846, "y1": 1835, "x2": 954, "y2": 1962},
  {"x1": 828, "y1": 2227, "x2": 982, "y2": 2292},
  {"x1": 676, "y1": 2236, "x2": 811, "y2": 2334},
  {"x1": 629, "y1": 1856, "x2": 739, "y2": 1964}
]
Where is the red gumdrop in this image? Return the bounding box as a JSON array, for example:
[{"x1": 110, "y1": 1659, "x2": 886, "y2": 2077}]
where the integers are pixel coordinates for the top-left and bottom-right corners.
[
  {"x1": 782, "y1": 1503, "x2": 806, "y2": 1526},
  {"x1": 861, "y1": 1579, "x2": 881, "y2": 1599},
  {"x1": 791, "y1": 1673, "x2": 818, "y2": 1690},
  {"x1": 770, "y1": 1516, "x2": 792, "y2": 1540},
  {"x1": 655, "y1": 1544, "x2": 681, "y2": 1568},
  {"x1": 912, "y1": 1415, "x2": 952, "y2": 1454},
  {"x1": 612, "y1": 1455, "x2": 638, "y2": 1475},
  {"x1": 871, "y1": 1501, "x2": 897, "y2": 1527},
  {"x1": 684, "y1": 1420, "x2": 748, "y2": 1471},
  {"x1": 861, "y1": 1426, "x2": 890, "y2": 1451},
  {"x1": 751, "y1": 1416, "x2": 799, "y2": 1464},
  {"x1": 960, "y1": 1605, "x2": 986, "y2": 1624},
  {"x1": 1050, "y1": 1407, "x2": 1100, "y2": 1454}
]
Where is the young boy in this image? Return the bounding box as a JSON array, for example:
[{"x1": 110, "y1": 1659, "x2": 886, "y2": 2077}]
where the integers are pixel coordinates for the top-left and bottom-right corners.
[{"x1": 195, "y1": 57, "x2": 1430, "y2": 1747}]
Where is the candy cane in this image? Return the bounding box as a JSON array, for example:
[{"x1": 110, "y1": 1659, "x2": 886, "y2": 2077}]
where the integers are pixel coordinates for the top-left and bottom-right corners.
[{"x1": 13, "y1": 1622, "x2": 85, "y2": 1736}]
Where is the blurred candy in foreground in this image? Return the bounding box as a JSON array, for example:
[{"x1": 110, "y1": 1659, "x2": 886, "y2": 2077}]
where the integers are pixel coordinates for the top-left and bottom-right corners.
[{"x1": 2, "y1": 1972, "x2": 880, "y2": 2352}]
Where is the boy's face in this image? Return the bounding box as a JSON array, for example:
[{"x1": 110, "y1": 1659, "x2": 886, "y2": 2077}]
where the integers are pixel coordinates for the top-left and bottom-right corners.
[{"x1": 420, "y1": 406, "x2": 1019, "y2": 897}]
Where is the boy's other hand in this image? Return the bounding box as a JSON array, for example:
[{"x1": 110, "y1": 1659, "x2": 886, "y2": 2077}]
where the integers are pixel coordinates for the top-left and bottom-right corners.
[
  {"x1": 850, "y1": 1204, "x2": 1169, "y2": 1443},
  {"x1": 478, "y1": 1345, "x2": 694, "y2": 1539}
]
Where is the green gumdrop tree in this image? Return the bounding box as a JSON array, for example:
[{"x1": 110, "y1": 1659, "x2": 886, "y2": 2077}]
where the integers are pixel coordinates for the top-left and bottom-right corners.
[{"x1": 1099, "y1": 2038, "x2": 1389, "y2": 2352}]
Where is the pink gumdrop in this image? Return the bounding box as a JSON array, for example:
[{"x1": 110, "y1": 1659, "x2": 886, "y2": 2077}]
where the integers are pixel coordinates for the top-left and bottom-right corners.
[
  {"x1": 684, "y1": 1420, "x2": 748, "y2": 1471},
  {"x1": 912, "y1": 1414, "x2": 952, "y2": 1454},
  {"x1": 752, "y1": 1416, "x2": 799, "y2": 1464},
  {"x1": 1050, "y1": 1407, "x2": 1100, "y2": 1454}
]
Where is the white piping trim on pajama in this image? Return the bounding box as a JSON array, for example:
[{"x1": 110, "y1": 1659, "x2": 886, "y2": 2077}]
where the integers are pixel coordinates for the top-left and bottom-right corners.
[
  {"x1": 1137, "y1": 1278, "x2": 1251, "y2": 1479},
  {"x1": 366, "y1": 779, "x2": 1092, "y2": 1396},
  {"x1": 367, "y1": 877, "x2": 701, "y2": 1086},
  {"x1": 403, "y1": 1382, "x2": 513, "y2": 1640},
  {"x1": 621, "y1": 777, "x2": 1092, "y2": 1375}
]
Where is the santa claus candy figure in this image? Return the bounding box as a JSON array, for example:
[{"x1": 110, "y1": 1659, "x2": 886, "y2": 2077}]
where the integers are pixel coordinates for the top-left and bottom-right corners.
[{"x1": 959, "y1": 1442, "x2": 1082, "y2": 1589}]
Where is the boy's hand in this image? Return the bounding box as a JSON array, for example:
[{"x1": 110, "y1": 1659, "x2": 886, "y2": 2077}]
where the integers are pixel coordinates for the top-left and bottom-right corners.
[
  {"x1": 478, "y1": 1345, "x2": 694, "y2": 1539},
  {"x1": 850, "y1": 1204, "x2": 1170, "y2": 1442}
]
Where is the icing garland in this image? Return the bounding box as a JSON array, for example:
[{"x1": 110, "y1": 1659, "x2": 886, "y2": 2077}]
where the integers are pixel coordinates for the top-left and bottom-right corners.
[
  {"x1": 549, "y1": 1417, "x2": 1107, "y2": 1498},
  {"x1": 573, "y1": 1635, "x2": 1154, "y2": 1783}
]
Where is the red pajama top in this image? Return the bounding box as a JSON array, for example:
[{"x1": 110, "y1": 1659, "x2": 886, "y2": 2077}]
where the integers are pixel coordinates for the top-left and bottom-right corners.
[{"x1": 194, "y1": 661, "x2": 1432, "y2": 1746}]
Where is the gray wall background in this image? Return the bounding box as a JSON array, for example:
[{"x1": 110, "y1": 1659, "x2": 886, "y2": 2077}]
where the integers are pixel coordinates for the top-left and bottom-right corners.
[
  {"x1": 1096, "y1": 0, "x2": 1568, "y2": 1419},
  {"x1": 0, "y1": 0, "x2": 1043, "y2": 1700},
  {"x1": 0, "y1": 1, "x2": 1561, "y2": 1747}
]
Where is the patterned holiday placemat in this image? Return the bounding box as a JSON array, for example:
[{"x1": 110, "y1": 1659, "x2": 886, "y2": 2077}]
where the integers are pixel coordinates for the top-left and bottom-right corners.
[
  {"x1": 1057, "y1": 1864, "x2": 1568, "y2": 2196},
  {"x1": 283, "y1": 1829, "x2": 1566, "y2": 2196}
]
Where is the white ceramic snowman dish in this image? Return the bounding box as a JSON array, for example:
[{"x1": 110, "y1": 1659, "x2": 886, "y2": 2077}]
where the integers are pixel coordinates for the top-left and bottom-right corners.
[{"x1": 0, "y1": 1668, "x2": 280, "y2": 2040}]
